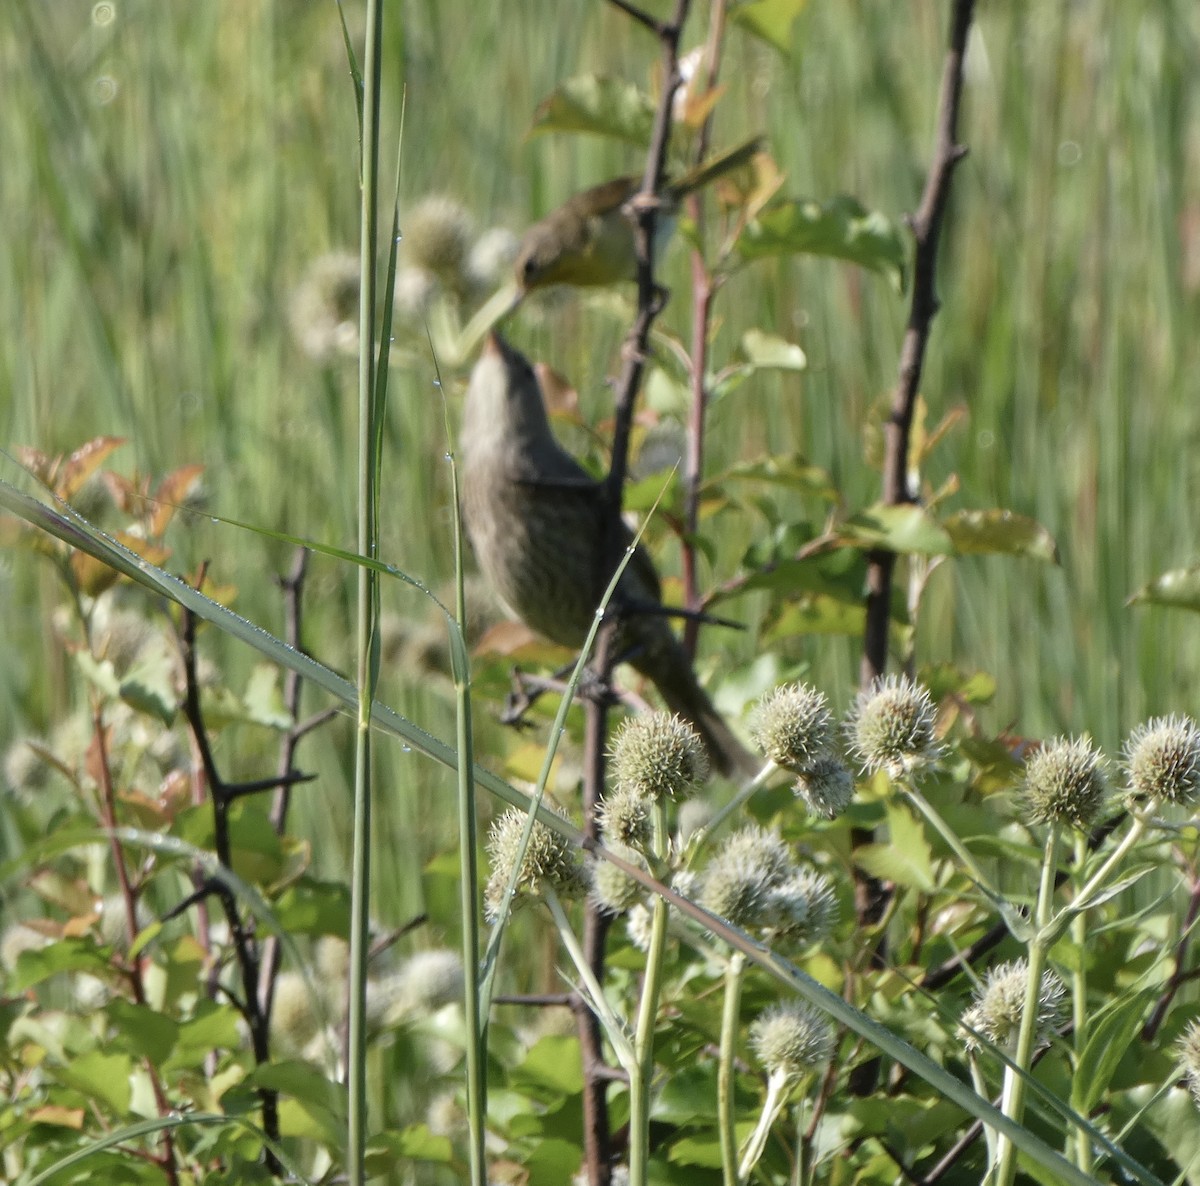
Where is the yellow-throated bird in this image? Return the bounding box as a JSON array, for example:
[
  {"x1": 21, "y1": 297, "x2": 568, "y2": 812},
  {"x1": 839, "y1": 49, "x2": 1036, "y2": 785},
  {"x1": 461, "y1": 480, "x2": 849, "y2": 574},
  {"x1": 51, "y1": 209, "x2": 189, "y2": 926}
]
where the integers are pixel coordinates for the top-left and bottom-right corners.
[
  {"x1": 513, "y1": 137, "x2": 762, "y2": 296},
  {"x1": 460, "y1": 332, "x2": 757, "y2": 778}
]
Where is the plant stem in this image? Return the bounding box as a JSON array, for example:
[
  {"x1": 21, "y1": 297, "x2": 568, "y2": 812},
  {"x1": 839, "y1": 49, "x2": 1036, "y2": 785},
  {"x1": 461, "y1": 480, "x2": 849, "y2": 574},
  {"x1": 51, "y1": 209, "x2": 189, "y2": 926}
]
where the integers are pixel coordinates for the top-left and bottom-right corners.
[
  {"x1": 738, "y1": 1070, "x2": 787, "y2": 1182},
  {"x1": 902, "y1": 784, "x2": 1001, "y2": 900},
  {"x1": 629, "y1": 800, "x2": 672, "y2": 1186},
  {"x1": 718, "y1": 951, "x2": 747, "y2": 1186},
  {"x1": 545, "y1": 889, "x2": 636, "y2": 1073},
  {"x1": 349, "y1": 1, "x2": 383, "y2": 1181},
  {"x1": 992, "y1": 823, "x2": 1060, "y2": 1186},
  {"x1": 1068, "y1": 832, "x2": 1092, "y2": 1175}
]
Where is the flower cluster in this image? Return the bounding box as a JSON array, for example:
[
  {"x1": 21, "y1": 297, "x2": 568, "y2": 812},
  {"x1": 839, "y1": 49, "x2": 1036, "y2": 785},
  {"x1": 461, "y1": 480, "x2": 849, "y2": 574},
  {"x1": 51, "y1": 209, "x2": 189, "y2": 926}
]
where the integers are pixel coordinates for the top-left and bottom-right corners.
[{"x1": 750, "y1": 682, "x2": 855, "y2": 818}]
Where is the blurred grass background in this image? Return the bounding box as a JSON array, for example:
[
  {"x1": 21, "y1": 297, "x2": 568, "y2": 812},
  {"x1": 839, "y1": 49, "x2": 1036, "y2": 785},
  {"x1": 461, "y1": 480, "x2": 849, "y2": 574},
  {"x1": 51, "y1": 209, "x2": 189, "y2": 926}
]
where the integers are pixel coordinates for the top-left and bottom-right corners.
[{"x1": 2, "y1": 0, "x2": 1199, "y2": 917}]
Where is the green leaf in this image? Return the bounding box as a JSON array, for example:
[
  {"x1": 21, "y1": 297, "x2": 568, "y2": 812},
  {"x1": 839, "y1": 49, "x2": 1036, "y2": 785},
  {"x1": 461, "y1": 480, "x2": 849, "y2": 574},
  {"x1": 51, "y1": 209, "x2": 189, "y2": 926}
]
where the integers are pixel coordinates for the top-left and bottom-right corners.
[
  {"x1": 855, "y1": 805, "x2": 935, "y2": 890},
  {"x1": 730, "y1": 0, "x2": 807, "y2": 53},
  {"x1": 119, "y1": 646, "x2": 179, "y2": 724},
  {"x1": 365, "y1": 1125, "x2": 454, "y2": 1174},
  {"x1": 524, "y1": 1137, "x2": 587, "y2": 1186},
  {"x1": 511, "y1": 1035, "x2": 583, "y2": 1097},
  {"x1": 735, "y1": 195, "x2": 906, "y2": 288},
  {"x1": 766, "y1": 592, "x2": 866, "y2": 638},
  {"x1": 273, "y1": 879, "x2": 351, "y2": 937},
  {"x1": 106, "y1": 999, "x2": 178, "y2": 1064},
  {"x1": 1128, "y1": 563, "x2": 1200, "y2": 610},
  {"x1": 1072, "y1": 991, "x2": 1156, "y2": 1114},
  {"x1": 241, "y1": 664, "x2": 293, "y2": 728},
  {"x1": 739, "y1": 328, "x2": 807, "y2": 371},
  {"x1": 530, "y1": 75, "x2": 654, "y2": 145},
  {"x1": 840, "y1": 504, "x2": 954, "y2": 556},
  {"x1": 13, "y1": 936, "x2": 112, "y2": 991},
  {"x1": 57, "y1": 1050, "x2": 133, "y2": 1115},
  {"x1": 943, "y1": 509, "x2": 1059, "y2": 562},
  {"x1": 173, "y1": 998, "x2": 242, "y2": 1061},
  {"x1": 709, "y1": 453, "x2": 837, "y2": 501}
]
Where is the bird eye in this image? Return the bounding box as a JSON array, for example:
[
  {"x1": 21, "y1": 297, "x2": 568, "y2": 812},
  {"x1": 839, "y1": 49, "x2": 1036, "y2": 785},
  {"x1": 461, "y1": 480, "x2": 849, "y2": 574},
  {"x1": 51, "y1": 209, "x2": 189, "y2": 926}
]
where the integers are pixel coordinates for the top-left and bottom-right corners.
[{"x1": 521, "y1": 256, "x2": 538, "y2": 281}]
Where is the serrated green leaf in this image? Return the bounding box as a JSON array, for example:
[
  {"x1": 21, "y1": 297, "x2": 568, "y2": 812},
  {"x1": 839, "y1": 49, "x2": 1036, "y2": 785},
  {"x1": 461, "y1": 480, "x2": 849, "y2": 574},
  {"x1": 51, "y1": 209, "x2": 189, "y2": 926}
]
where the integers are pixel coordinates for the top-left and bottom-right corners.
[
  {"x1": 739, "y1": 327, "x2": 807, "y2": 371},
  {"x1": 736, "y1": 195, "x2": 906, "y2": 288},
  {"x1": 855, "y1": 806, "x2": 935, "y2": 891},
  {"x1": 841, "y1": 504, "x2": 954, "y2": 556},
  {"x1": 1128, "y1": 563, "x2": 1200, "y2": 610},
  {"x1": 530, "y1": 75, "x2": 654, "y2": 145},
  {"x1": 943, "y1": 508, "x2": 1059, "y2": 562},
  {"x1": 730, "y1": 0, "x2": 807, "y2": 53}
]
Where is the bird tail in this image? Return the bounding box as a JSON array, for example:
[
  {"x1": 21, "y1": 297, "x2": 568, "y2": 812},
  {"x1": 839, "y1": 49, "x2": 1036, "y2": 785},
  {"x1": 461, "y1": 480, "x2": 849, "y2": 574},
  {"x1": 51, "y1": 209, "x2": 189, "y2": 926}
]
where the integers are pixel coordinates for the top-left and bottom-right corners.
[{"x1": 645, "y1": 650, "x2": 761, "y2": 781}]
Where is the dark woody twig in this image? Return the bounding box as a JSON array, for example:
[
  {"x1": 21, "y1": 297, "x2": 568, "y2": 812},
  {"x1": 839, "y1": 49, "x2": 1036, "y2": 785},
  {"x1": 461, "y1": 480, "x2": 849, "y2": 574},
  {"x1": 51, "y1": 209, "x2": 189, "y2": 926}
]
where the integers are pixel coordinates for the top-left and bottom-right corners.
[
  {"x1": 850, "y1": 0, "x2": 977, "y2": 1100},
  {"x1": 861, "y1": 0, "x2": 976, "y2": 685},
  {"x1": 178, "y1": 606, "x2": 282, "y2": 1175},
  {"x1": 578, "y1": 6, "x2": 692, "y2": 1185}
]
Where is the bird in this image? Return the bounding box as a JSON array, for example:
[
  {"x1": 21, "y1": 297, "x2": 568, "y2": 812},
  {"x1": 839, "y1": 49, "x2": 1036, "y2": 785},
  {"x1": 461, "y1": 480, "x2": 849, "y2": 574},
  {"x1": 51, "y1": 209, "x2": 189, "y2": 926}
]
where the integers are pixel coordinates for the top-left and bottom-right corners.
[
  {"x1": 460, "y1": 331, "x2": 757, "y2": 778},
  {"x1": 512, "y1": 137, "x2": 762, "y2": 297}
]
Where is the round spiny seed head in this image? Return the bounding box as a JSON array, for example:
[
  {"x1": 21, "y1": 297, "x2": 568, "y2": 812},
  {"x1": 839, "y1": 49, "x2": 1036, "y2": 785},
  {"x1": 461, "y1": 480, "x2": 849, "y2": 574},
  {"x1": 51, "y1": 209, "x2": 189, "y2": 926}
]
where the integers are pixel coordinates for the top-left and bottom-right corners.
[
  {"x1": 960, "y1": 960, "x2": 1066, "y2": 1053},
  {"x1": 793, "y1": 756, "x2": 855, "y2": 820},
  {"x1": 315, "y1": 936, "x2": 350, "y2": 984},
  {"x1": 846, "y1": 675, "x2": 941, "y2": 778},
  {"x1": 671, "y1": 868, "x2": 700, "y2": 901},
  {"x1": 467, "y1": 226, "x2": 519, "y2": 290},
  {"x1": 403, "y1": 195, "x2": 474, "y2": 282},
  {"x1": 750, "y1": 1002, "x2": 835, "y2": 1077},
  {"x1": 698, "y1": 827, "x2": 794, "y2": 930},
  {"x1": 1124, "y1": 715, "x2": 1200, "y2": 806},
  {"x1": 271, "y1": 971, "x2": 323, "y2": 1053},
  {"x1": 1176, "y1": 1020, "x2": 1200, "y2": 1109},
  {"x1": 626, "y1": 902, "x2": 653, "y2": 952},
  {"x1": 609, "y1": 712, "x2": 707, "y2": 802},
  {"x1": 484, "y1": 807, "x2": 587, "y2": 920},
  {"x1": 393, "y1": 265, "x2": 440, "y2": 321},
  {"x1": 598, "y1": 785, "x2": 655, "y2": 852},
  {"x1": 289, "y1": 250, "x2": 360, "y2": 362},
  {"x1": 712, "y1": 825, "x2": 795, "y2": 885},
  {"x1": 762, "y1": 867, "x2": 840, "y2": 946},
  {"x1": 750, "y1": 683, "x2": 836, "y2": 773},
  {"x1": 395, "y1": 949, "x2": 464, "y2": 1014},
  {"x1": 1022, "y1": 737, "x2": 1107, "y2": 830},
  {"x1": 3, "y1": 736, "x2": 49, "y2": 799},
  {"x1": 590, "y1": 843, "x2": 647, "y2": 916}
]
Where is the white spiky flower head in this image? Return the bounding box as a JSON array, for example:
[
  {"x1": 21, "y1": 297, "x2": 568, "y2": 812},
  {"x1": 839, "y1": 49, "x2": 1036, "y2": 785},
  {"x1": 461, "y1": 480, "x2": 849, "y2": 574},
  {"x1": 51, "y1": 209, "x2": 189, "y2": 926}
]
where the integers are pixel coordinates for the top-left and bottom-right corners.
[
  {"x1": 1023, "y1": 737, "x2": 1107, "y2": 830},
  {"x1": 1124, "y1": 715, "x2": 1200, "y2": 807},
  {"x1": 960, "y1": 960, "x2": 1066, "y2": 1053},
  {"x1": 846, "y1": 675, "x2": 941, "y2": 779}
]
